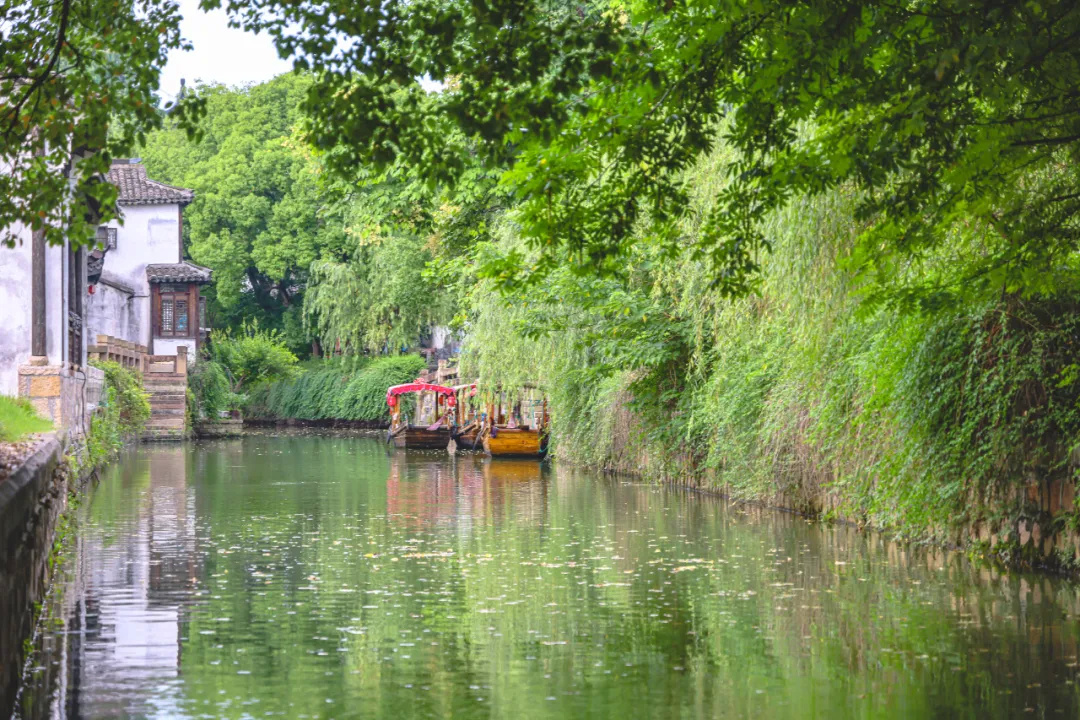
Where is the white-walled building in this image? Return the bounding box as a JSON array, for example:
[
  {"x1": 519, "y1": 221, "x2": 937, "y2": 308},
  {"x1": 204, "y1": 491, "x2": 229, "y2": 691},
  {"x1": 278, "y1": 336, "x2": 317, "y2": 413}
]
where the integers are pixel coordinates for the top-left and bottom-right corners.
[
  {"x1": 0, "y1": 223, "x2": 90, "y2": 398},
  {"x1": 88, "y1": 160, "x2": 211, "y2": 358},
  {"x1": 0, "y1": 171, "x2": 100, "y2": 434}
]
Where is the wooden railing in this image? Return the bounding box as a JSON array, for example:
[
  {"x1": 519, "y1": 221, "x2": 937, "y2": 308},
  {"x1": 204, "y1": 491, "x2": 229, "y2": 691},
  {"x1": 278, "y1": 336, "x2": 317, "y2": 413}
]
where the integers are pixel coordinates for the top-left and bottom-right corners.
[{"x1": 88, "y1": 335, "x2": 148, "y2": 372}]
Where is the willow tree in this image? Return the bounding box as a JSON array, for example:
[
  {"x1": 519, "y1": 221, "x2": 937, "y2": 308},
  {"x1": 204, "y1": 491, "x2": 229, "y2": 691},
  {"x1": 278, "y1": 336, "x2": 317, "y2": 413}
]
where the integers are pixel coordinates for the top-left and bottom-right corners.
[{"x1": 206, "y1": 0, "x2": 1080, "y2": 303}]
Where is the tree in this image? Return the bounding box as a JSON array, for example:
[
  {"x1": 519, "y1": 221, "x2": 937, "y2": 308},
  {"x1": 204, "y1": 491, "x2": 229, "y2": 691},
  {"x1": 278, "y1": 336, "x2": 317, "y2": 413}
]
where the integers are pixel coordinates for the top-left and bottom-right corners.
[
  {"x1": 304, "y1": 232, "x2": 453, "y2": 355},
  {"x1": 212, "y1": 0, "x2": 1080, "y2": 303},
  {"x1": 0, "y1": 0, "x2": 200, "y2": 249},
  {"x1": 141, "y1": 74, "x2": 349, "y2": 351}
]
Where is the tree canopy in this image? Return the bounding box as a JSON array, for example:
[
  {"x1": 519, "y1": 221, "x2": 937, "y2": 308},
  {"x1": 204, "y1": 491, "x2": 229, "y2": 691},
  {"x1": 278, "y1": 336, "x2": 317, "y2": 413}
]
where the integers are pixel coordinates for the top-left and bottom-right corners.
[
  {"x1": 141, "y1": 74, "x2": 349, "y2": 351},
  {"x1": 211, "y1": 0, "x2": 1080, "y2": 303}
]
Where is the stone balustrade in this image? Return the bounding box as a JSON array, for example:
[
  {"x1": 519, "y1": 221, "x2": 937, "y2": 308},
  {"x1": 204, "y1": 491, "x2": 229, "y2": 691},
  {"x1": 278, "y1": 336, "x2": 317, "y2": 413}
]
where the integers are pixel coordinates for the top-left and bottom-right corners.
[{"x1": 87, "y1": 335, "x2": 149, "y2": 373}]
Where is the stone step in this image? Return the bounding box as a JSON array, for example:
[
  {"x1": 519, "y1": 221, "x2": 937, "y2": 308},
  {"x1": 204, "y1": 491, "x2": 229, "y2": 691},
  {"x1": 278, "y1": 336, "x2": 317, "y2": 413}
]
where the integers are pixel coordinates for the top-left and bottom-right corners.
[
  {"x1": 147, "y1": 416, "x2": 185, "y2": 429},
  {"x1": 150, "y1": 407, "x2": 186, "y2": 417},
  {"x1": 144, "y1": 383, "x2": 186, "y2": 393},
  {"x1": 144, "y1": 373, "x2": 185, "y2": 383},
  {"x1": 148, "y1": 390, "x2": 186, "y2": 399},
  {"x1": 142, "y1": 428, "x2": 186, "y2": 442}
]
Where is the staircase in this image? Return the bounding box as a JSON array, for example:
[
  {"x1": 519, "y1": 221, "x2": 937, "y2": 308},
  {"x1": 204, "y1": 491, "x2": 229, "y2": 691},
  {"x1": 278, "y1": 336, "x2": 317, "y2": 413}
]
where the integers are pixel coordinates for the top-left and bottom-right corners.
[
  {"x1": 88, "y1": 337, "x2": 192, "y2": 441},
  {"x1": 144, "y1": 362, "x2": 188, "y2": 441}
]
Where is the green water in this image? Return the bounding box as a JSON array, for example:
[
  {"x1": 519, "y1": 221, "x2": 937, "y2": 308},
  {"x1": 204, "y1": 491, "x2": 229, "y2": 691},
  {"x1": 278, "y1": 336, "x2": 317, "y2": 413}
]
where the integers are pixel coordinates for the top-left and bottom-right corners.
[{"x1": 17, "y1": 434, "x2": 1080, "y2": 718}]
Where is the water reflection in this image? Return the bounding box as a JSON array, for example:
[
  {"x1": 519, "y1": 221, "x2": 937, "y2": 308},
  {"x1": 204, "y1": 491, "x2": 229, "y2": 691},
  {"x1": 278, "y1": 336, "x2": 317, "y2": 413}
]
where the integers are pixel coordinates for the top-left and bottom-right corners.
[{"x1": 16, "y1": 434, "x2": 1080, "y2": 719}]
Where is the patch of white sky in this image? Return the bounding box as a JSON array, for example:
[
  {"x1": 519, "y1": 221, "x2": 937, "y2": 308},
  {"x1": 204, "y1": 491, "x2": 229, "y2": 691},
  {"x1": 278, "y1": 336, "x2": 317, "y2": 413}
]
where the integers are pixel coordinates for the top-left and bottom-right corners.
[
  {"x1": 158, "y1": 0, "x2": 293, "y2": 103},
  {"x1": 158, "y1": 0, "x2": 442, "y2": 105}
]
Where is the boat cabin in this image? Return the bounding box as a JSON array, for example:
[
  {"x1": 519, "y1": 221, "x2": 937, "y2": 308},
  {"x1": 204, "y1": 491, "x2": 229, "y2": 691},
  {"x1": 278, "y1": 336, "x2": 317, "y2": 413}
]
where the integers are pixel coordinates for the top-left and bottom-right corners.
[
  {"x1": 386, "y1": 381, "x2": 457, "y2": 450},
  {"x1": 479, "y1": 387, "x2": 550, "y2": 459}
]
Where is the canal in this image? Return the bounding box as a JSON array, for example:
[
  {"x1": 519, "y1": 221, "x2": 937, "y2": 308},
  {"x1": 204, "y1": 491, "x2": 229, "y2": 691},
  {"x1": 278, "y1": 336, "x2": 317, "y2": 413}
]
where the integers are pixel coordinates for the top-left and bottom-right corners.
[{"x1": 14, "y1": 434, "x2": 1080, "y2": 718}]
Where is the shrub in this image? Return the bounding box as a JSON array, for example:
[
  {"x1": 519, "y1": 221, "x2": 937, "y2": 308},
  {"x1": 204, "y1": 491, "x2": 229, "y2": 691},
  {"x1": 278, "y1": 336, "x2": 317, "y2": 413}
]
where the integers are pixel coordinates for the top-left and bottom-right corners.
[
  {"x1": 336, "y1": 355, "x2": 427, "y2": 421},
  {"x1": 92, "y1": 361, "x2": 151, "y2": 435},
  {"x1": 0, "y1": 395, "x2": 52, "y2": 442},
  {"x1": 84, "y1": 361, "x2": 150, "y2": 469},
  {"x1": 188, "y1": 358, "x2": 235, "y2": 417},
  {"x1": 210, "y1": 321, "x2": 300, "y2": 395},
  {"x1": 246, "y1": 355, "x2": 426, "y2": 422}
]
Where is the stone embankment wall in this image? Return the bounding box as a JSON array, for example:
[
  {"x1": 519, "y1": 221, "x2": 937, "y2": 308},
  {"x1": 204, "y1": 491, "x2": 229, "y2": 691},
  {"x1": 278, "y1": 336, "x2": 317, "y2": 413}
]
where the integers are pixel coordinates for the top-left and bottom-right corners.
[{"x1": 0, "y1": 436, "x2": 70, "y2": 719}]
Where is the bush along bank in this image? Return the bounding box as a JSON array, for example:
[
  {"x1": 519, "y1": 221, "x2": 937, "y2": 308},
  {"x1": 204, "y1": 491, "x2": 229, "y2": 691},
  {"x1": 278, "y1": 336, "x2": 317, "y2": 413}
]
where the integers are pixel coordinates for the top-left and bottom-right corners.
[
  {"x1": 243, "y1": 355, "x2": 428, "y2": 427},
  {"x1": 461, "y1": 171, "x2": 1080, "y2": 574},
  {"x1": 82, "y1": 360, "x2": 152, "y2": 469}
]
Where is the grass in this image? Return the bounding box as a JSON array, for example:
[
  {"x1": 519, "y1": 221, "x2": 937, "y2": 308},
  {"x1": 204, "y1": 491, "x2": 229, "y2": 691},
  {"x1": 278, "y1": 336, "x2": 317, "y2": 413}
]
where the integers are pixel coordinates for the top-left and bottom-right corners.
[{"x1": 0, "y1": 395, "x2": 52, "y2": 442}]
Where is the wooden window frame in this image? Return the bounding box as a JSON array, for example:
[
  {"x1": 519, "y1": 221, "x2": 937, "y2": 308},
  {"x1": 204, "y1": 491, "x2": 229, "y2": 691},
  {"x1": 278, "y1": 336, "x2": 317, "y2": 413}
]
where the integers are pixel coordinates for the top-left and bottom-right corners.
[{"x1": 152, "y1": 283, "x2": 200, "y2": 340}]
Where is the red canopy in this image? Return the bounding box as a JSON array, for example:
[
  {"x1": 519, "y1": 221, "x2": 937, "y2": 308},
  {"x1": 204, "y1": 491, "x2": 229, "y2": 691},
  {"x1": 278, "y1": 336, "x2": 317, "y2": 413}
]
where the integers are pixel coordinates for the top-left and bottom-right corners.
[{"x1": 386, "y1": 382, "x2": 456, "y2": 406}]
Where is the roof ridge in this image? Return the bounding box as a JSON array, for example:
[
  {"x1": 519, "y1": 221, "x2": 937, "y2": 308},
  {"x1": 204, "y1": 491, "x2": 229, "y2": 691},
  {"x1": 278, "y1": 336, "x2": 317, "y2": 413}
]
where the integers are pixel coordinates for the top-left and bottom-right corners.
[{"x1": 140, "y1": 175, "x2": 195, "y2": 196}]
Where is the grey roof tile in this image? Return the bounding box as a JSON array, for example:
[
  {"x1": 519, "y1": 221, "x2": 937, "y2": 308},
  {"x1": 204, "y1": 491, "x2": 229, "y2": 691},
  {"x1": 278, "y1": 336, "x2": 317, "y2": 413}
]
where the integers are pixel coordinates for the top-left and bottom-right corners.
[
  {"x1": 107, "y1": 161, "x2": 194, "y2": 206},
  {"x1": 146, "y1": 262, "x2": 212, "y2": 284}
]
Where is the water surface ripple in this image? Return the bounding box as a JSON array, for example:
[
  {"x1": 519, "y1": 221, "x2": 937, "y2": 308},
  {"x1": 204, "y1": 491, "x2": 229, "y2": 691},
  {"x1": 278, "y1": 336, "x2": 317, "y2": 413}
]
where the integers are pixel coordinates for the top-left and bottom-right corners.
[{"x1": 16, "y1": 435, "x2": 1080, "y2": 718}]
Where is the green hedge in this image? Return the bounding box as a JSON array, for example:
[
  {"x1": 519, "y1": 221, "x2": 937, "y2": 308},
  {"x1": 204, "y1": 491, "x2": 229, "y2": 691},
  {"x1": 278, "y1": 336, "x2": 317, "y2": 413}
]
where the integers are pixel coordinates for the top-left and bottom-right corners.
[{"x1": 246, "y1": 355, "x2": 427, "y2": 422}]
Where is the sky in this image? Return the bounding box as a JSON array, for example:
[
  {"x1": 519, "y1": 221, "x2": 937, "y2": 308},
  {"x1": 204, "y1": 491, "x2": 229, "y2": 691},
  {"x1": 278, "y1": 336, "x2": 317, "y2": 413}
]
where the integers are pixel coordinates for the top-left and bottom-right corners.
[{"x1": 158, "y1": 0, "x2": 293, "y2": 104}]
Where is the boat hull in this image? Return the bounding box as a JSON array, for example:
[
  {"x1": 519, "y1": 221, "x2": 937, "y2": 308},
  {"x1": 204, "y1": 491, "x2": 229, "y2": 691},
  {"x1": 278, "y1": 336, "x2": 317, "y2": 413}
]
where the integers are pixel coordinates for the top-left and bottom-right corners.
[
  {"x1": 393, "y1": 426, "x2": 451, "y2": 450},
  {"x1": 482, "y1": 428, "x2": 547, "y2": 458},
  {"x1": 454, "y1": 426, "x2": 481, "y2": 450}
]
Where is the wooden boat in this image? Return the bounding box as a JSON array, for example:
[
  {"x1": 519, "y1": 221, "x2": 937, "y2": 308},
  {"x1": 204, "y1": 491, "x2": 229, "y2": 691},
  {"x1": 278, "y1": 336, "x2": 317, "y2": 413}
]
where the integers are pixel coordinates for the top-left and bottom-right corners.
[
  {"x1": 479, "y1": 389, "x2": 550, "y2": 459},
  {"x1": 386, "y1": 381, "x2": 456, "y2": 450},
  {"x1": 450, "y1": 383, "x2": 481, "y2": 450},
  {"x1": 391, "y1": 425, "x2": 451, "y2": 449},
  {"x1": 483, "y1": 426, "x2": 549, "y2": 458}
]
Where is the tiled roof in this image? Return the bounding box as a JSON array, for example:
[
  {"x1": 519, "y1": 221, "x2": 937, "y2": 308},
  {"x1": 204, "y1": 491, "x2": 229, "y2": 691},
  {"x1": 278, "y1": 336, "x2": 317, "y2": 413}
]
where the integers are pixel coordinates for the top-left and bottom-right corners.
[
  {"x1": 146, "y1": 262, "x2": 212, "y2": 284},
  {"x1": 107, "y1": 161, "x2": 194, "y2": 206}
]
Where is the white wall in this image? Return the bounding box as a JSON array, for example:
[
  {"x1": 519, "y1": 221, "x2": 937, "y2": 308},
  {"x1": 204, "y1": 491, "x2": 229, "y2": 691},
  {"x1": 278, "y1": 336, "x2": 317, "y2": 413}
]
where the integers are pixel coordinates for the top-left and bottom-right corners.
[
  {"x1": 151, "y1": 338, "x2": 196, "y2": 363},
  {"x1": 432, "y1": 325, "x2": 460, "y2": 351},
  {"x1": 86, "y1": 280, "x2": 136, "y2": 343},
  {"x1": 0, "y1": 226, "x2": 33, "y2": 395},
  {"x1": 90, "y1": 203, "x2": 180, "y2": 348},
  {"x1": 0, "y1": 224, "x2": 72, "y2": 395}
]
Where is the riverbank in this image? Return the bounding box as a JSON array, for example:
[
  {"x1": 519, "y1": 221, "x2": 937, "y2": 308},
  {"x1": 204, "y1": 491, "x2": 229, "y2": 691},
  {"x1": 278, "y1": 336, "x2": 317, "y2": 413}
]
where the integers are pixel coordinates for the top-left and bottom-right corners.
[
  {"x1": 458, "y1": 178, "x2": 1080, "y2": 576},
  {"x1": 0, "y1": 434, "x2": 80, "y2": 719},
  {"x1": 235, "y1": 355, "x2": 427, "y2": 425},
  {"x1": 0, "y1": 360, "x2": 152, "y2": 717}
]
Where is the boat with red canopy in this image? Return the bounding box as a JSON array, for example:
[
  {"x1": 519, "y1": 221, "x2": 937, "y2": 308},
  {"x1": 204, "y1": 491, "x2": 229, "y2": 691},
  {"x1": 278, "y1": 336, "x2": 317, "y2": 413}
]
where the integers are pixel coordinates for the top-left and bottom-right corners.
[{"x1": 386, "y1": 381, "x2": 456, "y2": 450}]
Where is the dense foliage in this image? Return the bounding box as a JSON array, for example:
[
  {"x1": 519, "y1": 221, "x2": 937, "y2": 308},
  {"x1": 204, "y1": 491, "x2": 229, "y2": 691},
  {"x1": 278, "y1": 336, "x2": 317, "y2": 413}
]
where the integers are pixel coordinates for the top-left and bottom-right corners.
[
  {"x1": 92, "y1": 361, "x2": 152, "y2": 436},
  {"x1": 460, "y1": 145, "x2": 1080, "y2": 546},
  {"x1": 85, "y1": 361, "x2": 151, "y2": 467},
  {"x1": 188, "y1": 358, "x2": 234, "y2": 418},
  {"x1": 139, "y1": 74, "x2": 483, "y2": 355},
  {"x1": 0, "y1": 0, "x2": 200, "y2": 250},
  {"x1": 209, "y1": 323, "x2": 300, "y2": 396},
  {"x1": 246, "y1": 355, "x2": 426, "y2": 422},
  {"x1": 212, "y1": 0, "x2": 1080, "y2": 303}
]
